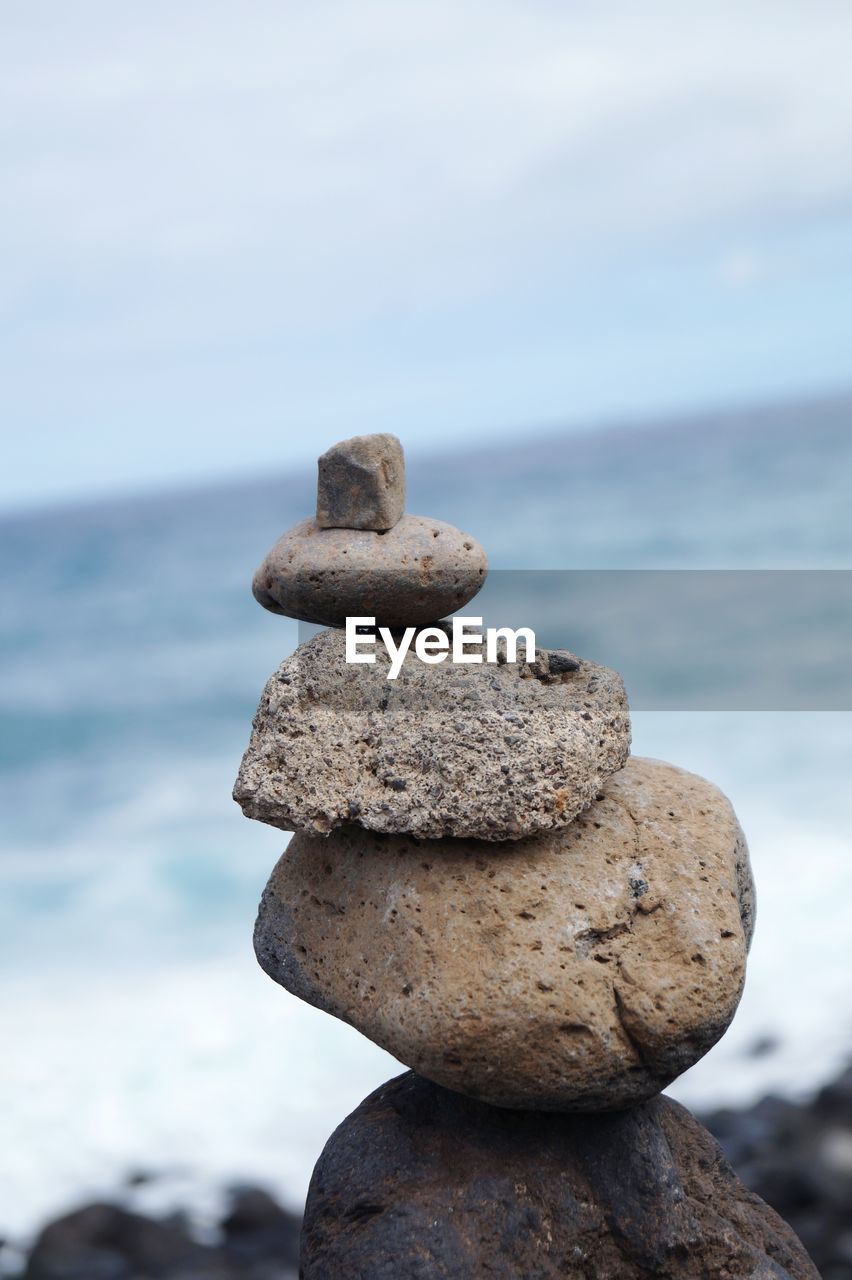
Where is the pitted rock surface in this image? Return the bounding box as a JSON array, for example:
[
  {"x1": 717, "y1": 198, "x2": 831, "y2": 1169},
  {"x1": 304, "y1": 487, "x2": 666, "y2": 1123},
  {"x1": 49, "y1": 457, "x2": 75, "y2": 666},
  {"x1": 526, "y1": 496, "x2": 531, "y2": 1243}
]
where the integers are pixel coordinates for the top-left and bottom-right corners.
[
  {"x1": 316, "y1": 432, "x2": 405, "y2": 531},
  {"x1": 300, "y1": 1071, "x2": 818, "y2": 1280},
  {"x1": 251, "y1": 514, "x2": 487, "y2": 627},
  {"x1": 234, "y1": 628, "x2": 630, "y2": 841},
  {"x1": 254, "y1": 758, "x2": 752, "y2": 1110}
]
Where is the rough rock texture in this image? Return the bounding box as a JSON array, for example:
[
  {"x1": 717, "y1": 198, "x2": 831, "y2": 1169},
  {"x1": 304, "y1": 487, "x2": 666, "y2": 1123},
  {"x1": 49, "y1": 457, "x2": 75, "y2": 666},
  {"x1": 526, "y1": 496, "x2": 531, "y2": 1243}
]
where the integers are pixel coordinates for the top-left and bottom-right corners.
[
  {"x1": 316, "y1": 432, "x2": 405, "y2": 531},
  {"x1": 234, "y1": 628, "x2": 630, "y2": 841},
  {"x1": 251, "y1": 515, "x2": 486, "y2": 627},
  {"x1": 300, "y1": 1071, "x2": 818, "y2": 1280},
  {"x1": 254, "y1": 757, "x2": 752, "y2": 1110}
]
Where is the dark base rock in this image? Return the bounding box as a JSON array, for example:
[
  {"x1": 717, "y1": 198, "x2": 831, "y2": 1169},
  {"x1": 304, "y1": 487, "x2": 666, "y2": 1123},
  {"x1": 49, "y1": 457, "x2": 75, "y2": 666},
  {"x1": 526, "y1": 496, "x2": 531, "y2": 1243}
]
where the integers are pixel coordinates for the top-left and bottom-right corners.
[{"x1": 301, "y1": 1072, "x2": 818, "y2": 1279}]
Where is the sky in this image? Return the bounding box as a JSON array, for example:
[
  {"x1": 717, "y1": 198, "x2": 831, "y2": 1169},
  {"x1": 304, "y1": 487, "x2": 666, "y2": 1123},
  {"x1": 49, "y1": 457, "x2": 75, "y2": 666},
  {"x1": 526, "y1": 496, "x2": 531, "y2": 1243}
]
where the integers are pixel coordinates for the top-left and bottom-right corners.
[{"x1": 3, "y1": 0, "x2": 852, "y2": 511}]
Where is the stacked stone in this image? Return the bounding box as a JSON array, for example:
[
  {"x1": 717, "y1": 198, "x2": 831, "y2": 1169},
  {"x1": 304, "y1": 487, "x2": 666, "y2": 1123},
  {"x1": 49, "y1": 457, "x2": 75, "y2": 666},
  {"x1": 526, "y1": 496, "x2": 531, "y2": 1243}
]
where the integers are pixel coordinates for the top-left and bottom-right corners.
[{"x1": 234, "y1": 435, "x2": 817, "y2": 1279}]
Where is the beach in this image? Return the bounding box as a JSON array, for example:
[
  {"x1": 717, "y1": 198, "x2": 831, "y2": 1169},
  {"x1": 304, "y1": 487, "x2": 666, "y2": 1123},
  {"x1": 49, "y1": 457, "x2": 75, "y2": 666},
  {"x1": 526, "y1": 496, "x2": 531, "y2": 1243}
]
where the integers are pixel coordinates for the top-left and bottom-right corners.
[{"x1": 2, "y1": 401, "x2": 851, "y2": 1252}]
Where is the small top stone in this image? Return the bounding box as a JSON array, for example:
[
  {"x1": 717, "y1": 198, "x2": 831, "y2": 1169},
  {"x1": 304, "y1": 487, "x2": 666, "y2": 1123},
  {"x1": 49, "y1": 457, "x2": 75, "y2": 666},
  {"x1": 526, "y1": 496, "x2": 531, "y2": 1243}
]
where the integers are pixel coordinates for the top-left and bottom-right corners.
[{"x1": 316, "y1": 433, "x2": 405, "y2": 531}]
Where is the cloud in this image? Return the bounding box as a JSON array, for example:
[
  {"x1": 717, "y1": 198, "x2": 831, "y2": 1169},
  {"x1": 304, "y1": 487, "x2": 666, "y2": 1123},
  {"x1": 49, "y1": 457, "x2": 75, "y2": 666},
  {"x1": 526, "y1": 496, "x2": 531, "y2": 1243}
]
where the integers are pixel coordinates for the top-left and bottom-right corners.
[
  {"x1": 4, "y1": 2, "x2": 851, "y2": 289},
  {"x1": 719, "y1": 251, "x2": 764, "y2": 287},
  {"x1": 2, "y1": 0, "x2": 852, "y2": 504}
]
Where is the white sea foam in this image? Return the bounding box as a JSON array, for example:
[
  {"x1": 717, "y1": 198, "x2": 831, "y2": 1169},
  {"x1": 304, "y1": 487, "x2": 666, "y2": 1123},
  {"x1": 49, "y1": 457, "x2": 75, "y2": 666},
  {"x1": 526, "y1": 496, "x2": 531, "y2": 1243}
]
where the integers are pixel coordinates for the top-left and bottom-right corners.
[
  {"x1": 0, "y1": 954, "x2": 400, "y2": 1245},
  {"x1": 2, "y1": 712, "x2": 850, "y2": 1244}
]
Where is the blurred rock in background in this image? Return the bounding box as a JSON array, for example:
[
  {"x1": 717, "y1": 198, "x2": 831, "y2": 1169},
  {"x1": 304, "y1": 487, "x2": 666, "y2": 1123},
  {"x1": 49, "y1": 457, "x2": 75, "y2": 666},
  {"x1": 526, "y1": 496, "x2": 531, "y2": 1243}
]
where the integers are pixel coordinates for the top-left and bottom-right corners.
[{"x1": 703, "y1": 1064, "x2": 852, "y2": 1280}]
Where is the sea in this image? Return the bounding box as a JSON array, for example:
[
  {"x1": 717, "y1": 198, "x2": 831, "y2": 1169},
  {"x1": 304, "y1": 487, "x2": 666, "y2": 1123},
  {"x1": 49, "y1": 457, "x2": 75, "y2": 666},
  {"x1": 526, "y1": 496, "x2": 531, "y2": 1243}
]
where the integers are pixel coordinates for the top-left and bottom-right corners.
[{"x1": 2, "y1": 395, "x2": 851, "y2": 1249}]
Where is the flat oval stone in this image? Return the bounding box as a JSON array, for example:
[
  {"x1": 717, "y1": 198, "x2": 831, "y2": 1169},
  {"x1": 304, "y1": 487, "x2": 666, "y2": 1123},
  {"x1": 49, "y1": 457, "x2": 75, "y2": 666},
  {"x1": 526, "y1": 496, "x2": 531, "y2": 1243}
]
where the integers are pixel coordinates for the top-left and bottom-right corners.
[
  {"x1": 300, "y1": 1072, "x2": 818, "y2": 1280},
  {"x1": 234, "y1": 628, "x2": 630, "y2": 840},
  {"x1": 251, "y1": 515, "x2": 487, "y2": 627},
  {"x1": 254, "y1": 758, "x2": 753, "y2": 1110}
]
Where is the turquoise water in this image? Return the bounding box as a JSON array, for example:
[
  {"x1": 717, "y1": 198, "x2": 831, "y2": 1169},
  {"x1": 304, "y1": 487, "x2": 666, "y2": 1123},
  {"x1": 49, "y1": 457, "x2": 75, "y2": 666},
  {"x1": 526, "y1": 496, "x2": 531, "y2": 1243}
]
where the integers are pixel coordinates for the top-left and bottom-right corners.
[{"x1": 2, "y1": 397, "x2": 852, "y2": 1238}]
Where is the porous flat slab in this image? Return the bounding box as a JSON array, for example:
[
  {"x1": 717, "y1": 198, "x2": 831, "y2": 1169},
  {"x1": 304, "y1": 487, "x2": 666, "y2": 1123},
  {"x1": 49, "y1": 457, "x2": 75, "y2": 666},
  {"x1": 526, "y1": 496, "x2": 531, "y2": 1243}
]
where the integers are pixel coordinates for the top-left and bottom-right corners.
[
  {"x1": 300, "y1": 1072, "x2": 818, "y2": 1280},
  {"x1": 316, "y1": 432, "x2": 405, "y2": 531},
  {"x1": 234, "y1": 628, "x2": 630, "y2": 840},
  {"x1": 255, "y1": 758, "x2": 752, "y2": 1110},
  {"x1": 251, "y1": 515, "x2": 487, "y2": 627}
]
